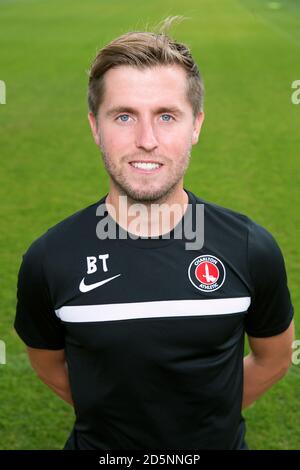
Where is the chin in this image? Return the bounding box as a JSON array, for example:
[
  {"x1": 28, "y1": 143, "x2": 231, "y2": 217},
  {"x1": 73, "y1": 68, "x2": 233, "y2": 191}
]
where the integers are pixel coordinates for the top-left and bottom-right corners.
[
  {"x1": 128, "y1": 191, "x2": 164, "y2": 203},
  {"x1": 124, "y1": 185, "x2": 176, "y2": 204}
]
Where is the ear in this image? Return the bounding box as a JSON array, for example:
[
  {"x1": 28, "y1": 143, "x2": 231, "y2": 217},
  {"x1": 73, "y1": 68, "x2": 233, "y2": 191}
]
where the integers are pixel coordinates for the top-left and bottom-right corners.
[
  {"x1": 192, "y1": 111, "x2": 205, "y2": 145},
  {"x1": 88, "y1": 111, "x2": 101, "y2": 146}
]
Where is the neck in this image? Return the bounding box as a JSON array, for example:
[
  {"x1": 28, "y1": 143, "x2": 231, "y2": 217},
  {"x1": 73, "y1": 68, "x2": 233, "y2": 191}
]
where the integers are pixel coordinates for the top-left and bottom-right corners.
[{"x1": 105, "y1": 185, "x2": 189, "y2": 237}]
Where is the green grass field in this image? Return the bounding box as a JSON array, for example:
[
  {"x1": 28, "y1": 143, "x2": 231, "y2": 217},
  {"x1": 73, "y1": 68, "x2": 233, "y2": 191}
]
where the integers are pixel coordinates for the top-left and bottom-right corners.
[{"x1": 0, "y1": 0, "x2": 299, "y2": 450}]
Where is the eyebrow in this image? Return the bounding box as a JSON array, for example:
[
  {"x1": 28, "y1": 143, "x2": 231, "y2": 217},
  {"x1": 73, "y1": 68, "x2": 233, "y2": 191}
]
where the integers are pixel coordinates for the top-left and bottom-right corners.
[{"x1": 105, "y1": 105, "x2": 185, "y2": 118}]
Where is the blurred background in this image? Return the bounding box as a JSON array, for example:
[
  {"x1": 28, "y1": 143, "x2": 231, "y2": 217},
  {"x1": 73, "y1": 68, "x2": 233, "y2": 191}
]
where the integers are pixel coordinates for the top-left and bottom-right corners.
[{"x1": 0, "y1": 0, "x2": 299, "y2": 449}]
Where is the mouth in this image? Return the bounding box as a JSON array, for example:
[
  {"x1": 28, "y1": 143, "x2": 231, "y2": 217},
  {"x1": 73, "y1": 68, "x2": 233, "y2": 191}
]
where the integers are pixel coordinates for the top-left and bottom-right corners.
[{"x1": 129, "y1": 161, "x2": 164, "y2": 173}]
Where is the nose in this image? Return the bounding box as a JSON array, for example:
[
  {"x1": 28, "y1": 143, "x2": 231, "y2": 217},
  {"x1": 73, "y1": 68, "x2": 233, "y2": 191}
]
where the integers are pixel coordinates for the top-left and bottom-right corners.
[{"x1": 135, "y1": 118, "x2": 159, "y2": 152}]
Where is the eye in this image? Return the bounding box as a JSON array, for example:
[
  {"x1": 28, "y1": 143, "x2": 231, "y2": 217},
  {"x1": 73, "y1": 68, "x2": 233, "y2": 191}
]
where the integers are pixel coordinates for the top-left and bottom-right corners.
[
  {"x1": 116, "y1": 114, "x2": 131, "y2": 122},
  {"x1": 160, "y1": 114, "x2": 174, "y2": 122}
]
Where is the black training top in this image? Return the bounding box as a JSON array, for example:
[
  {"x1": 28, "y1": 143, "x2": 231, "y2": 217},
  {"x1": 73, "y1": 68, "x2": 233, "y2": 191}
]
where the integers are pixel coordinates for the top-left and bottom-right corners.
[{"x1": 14, "y1": 189, "x2": 294, "y2": 449}]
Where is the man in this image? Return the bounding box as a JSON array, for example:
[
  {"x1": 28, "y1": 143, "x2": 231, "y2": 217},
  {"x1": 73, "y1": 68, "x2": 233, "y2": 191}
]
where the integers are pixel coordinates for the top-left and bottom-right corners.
[{"x1": 14, "y1": 18, "x2": 294, "y2": 450}]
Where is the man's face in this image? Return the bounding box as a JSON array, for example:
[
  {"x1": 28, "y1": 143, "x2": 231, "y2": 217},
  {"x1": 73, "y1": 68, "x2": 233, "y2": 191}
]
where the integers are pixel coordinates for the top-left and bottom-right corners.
[{"x1": 88, "y1": 64, "x2": 204, "y2": 203}]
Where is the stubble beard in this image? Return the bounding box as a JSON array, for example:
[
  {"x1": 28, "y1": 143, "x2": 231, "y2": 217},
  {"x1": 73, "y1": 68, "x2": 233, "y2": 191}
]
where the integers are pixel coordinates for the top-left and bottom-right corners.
[{"x1": 99, "y1": 140, "x2": 192, "y2": 205}]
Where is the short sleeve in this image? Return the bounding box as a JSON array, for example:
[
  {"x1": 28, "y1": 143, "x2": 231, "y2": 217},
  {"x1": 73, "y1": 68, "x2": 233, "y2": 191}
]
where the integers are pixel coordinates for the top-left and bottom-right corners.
[
  {"x1": 14, "y1": 236, "x2": 65, "y2": 349},
  {"x1": 244, "y1": 220, "x2": 294, "y2": 338}
]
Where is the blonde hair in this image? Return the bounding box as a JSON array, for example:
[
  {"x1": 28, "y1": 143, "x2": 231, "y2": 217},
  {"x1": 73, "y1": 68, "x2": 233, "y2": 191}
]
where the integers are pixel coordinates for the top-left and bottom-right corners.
[{"x1": 87, "y1": 16, "x2": 204, "y2": 120}]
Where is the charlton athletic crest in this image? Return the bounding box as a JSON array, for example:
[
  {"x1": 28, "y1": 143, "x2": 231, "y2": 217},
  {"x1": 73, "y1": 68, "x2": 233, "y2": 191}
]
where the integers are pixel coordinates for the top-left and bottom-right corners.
[{"x1": 188, "y1": 254, "x2": 226, "y2": 292}]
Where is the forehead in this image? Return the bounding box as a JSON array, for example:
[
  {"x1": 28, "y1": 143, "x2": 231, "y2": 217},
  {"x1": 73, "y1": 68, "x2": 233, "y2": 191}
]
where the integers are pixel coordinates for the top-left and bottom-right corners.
[{"x1": 101, "y1": 64, "x2": 189, "y2": 108}]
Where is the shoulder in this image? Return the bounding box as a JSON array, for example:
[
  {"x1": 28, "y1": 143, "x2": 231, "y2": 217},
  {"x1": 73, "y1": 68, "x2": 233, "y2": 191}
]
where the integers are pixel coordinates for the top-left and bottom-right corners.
[
  {"x1": 189, "y1": 190, "x2": 285, "y2": 266},
  {"x1": 192, "y1": 191, "x2": 279, "y2": 239},
  {"x1": 191, "y1": 190, "x2": 250, "y2": 225},
  {"x1": 246, "y1": 218, "x2": 287, "y2": 286},
  {"x1": 22, "y1": 197, "x2": 105, "y2": 261},
  {"x1": 190, "y1": 190, "x2": 252, "y2": 239}
]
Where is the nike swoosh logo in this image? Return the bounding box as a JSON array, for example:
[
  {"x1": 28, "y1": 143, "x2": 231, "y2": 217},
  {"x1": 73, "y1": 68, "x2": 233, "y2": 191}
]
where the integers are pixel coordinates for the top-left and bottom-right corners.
[{"x1": 79, "y1": 274, "x2": 121, "y2": 293}]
